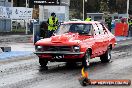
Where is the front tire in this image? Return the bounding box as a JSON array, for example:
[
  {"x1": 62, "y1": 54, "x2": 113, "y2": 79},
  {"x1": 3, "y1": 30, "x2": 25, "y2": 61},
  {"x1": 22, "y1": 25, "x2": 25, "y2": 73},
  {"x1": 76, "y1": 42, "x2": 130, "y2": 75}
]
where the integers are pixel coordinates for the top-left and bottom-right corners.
[
  {"x1": 82, "y1": 50, "x2": 91, "y2": 68},
  {"x1": 100, "y1": 47, "x2": 111, "y2": 63},
  {"x1": 39, "y1": 58, "x2": 48, "y2": 67}
]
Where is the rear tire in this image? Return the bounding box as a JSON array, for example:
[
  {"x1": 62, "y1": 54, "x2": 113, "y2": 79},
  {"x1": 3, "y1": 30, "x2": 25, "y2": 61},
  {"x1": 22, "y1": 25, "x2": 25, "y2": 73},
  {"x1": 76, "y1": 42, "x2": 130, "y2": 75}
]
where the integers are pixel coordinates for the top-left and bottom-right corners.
[
  {"x1": 82, "y1": 50, "x2": 91, "y2": 68},
  {"x1": 39, "y1": 58, "x2": 48, "y2": 67},
  {"x1": 100, "y1": 47, "x2": 111, "y2": 63}
]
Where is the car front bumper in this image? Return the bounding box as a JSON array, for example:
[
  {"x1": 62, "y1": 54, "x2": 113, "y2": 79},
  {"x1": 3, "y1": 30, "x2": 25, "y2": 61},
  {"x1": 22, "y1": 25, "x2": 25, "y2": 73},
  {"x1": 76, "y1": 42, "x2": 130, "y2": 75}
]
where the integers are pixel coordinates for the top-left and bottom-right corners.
[
  {"x1": 34, "y1": 51, "x2": 85, "y2": 55},
  {"x1": 34, "y1": 51, "x2": 85, "y2": 61}
]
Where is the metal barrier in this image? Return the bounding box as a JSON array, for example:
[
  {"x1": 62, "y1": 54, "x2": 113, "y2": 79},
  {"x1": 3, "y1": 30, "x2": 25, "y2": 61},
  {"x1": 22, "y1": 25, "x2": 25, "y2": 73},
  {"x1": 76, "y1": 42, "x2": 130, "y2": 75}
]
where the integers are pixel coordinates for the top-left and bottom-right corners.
[
  {"x1": 0, "y1": 1, "x2": 11, "y2": 32},
  {"x1": 33, "y1": 24, "x2": 40, "y2": 44},
  {"x1": 0, "y1": 19, "x2": 11, "y2": 32},
  {"x1": 114, "y1": 23, "x2": 128, "y2": 36}
]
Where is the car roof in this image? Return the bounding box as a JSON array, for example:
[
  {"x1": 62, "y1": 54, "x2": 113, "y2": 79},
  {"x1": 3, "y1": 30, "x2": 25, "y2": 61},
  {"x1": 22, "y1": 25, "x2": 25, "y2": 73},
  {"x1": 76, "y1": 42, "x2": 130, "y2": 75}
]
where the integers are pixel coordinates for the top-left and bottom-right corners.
[{"x1": 62, "y1": 21, "x2": 101, "y2": 24}]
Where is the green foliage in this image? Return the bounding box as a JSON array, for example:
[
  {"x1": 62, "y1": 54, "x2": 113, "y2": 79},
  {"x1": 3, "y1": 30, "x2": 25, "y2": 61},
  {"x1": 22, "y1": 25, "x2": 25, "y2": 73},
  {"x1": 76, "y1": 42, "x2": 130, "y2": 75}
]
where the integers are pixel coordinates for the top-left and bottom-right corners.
[
  {"x1": 100, "y1": 0, "x2": 109, "y2": 12},
  {"x1": 11, "y1": 29, "x2": 25, "y2": 33},
  {"x1": 70, "y1": 0, "x2": 130, "y2": 17}
]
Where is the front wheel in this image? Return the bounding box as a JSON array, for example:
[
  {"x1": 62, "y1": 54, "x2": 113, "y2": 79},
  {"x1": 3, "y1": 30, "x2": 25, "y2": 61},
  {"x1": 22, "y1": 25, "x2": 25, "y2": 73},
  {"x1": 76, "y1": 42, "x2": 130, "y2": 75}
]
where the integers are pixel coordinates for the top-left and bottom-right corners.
[
  {"x1": 100, "y1": 47, "x2": 111, "y2": 63},
  {"x1": 39, "y1": 58, "x2": 48, "y2": 67},
  {"x1": 82, "y1": 50, "x2": 91, "y2": 68}
]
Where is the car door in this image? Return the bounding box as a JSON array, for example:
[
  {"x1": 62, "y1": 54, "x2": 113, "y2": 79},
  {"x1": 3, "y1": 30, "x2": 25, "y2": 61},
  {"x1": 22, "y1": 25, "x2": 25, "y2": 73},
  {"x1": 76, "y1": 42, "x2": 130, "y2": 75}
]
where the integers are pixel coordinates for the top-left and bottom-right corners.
[
  {"x1": 92, "y1": 23, "x2": 103, "y2": 56},
  {"x1": 101, "y1": 23, "x2": 110, "y2": 51},
  {"x1": 96, "y1": 23, "x2": 108, "y2": 52}
]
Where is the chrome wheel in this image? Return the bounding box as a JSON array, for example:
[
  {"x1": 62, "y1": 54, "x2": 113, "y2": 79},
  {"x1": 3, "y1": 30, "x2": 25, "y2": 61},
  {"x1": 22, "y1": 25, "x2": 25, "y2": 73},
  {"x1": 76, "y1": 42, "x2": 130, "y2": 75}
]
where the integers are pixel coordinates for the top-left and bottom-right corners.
[
  {"x1": 108, "y1": 48, "x2": 111, "y2": 60},
  {"x1": 85, "y1": 51, "x2": 90, "y2": 66},
  {"x1": 82, "y1": 50, "x2": 91, "y2": 67},
  {"x1": 100, "y1": 47, "x2": 111, "y2": 63}
]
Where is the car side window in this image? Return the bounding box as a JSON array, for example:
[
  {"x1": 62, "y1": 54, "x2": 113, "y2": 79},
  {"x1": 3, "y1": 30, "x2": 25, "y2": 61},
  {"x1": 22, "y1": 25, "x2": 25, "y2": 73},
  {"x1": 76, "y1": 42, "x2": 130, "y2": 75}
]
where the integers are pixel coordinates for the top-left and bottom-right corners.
[
  {"x1": 100, "y1": 23, "x2": 108, "y2": 34},
  {"x1": 88, "y1": 25, "x2": 94, "y2": 35},
  {"x1": 92, "y1": 23, "x2": 100, "y2": 35},
  {"x1": 96, "y1": 23, "x2": 105, "y2": 35}
]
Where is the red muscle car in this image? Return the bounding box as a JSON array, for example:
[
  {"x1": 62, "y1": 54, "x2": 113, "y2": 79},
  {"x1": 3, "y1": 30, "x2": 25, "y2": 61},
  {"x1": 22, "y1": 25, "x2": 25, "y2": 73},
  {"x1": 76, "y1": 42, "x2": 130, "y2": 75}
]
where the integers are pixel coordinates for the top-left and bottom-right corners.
[{"x1": 34, "y1": 21, "x2": 116, "y2": 68}]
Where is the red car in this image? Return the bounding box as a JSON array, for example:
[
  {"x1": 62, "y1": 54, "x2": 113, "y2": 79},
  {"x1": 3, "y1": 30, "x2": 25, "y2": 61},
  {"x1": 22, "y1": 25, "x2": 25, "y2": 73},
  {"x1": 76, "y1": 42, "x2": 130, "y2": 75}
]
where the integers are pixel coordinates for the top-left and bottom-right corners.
[{"x1": 34, "y1": 21, "x2": 116, "y2": 67}]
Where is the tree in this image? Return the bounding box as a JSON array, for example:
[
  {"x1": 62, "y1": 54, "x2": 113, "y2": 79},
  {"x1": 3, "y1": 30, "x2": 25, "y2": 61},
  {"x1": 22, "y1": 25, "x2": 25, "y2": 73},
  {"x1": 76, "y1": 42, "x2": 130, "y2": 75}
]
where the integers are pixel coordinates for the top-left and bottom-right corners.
[
  {"x1": 108, "y1": 0, "x2": 116, "y2": 13},
  {"x1": 100, "y1": 0, "x2": 109, "y2": 13},
  {"x1": 69, "y1": 0, "x2": 83, "y2": 19},
  {"x1": 95, "y1": 0, "x2": 100, "y2": 12}
]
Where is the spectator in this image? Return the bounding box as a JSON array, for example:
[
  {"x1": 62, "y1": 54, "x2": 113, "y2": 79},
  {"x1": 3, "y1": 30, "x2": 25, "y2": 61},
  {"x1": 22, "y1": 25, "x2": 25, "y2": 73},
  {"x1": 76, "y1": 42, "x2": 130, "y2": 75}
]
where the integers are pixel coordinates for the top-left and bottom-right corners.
[
  {"x1": 128, "y1": 16, "x2": 132, "y2": 36},
  {"x1": 85, "y1": 16, "x2": 92, "y2": 21},
  {"x1": 105, "y1": 14, "x2": 112, "y2": 32},
  {"x1": 29, "y1": 21, "x2": 33, "y2": 33},
  {"x1": 47, "y1": 12, "x2": 58, "y2": 37},
  {"x1": 40, "y1": 21, "x2": 48, "y2": 38}
]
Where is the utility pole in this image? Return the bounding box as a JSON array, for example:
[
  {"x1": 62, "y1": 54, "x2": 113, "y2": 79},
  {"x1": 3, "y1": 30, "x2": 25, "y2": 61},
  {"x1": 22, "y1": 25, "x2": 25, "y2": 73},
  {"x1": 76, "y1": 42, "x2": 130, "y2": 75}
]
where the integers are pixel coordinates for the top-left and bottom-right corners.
[
  {"x1": 25, "y1": 0, "x2": 28, "y2": 34},
  {"x1": 83, "y1": 0, "x2": 87, "y2": 21},
  {"x1": 11, "y1": 0, "x2": 13, "y2": 31},
  {"x1": 11, "y1": 0, "x2": 13, "y2": 6},
  {"x1": 83, "y1": 0, "x2": 84, "y2": 21},
  {"x1": 127, "y1": 0, "x2": 129, "y2": 23}
]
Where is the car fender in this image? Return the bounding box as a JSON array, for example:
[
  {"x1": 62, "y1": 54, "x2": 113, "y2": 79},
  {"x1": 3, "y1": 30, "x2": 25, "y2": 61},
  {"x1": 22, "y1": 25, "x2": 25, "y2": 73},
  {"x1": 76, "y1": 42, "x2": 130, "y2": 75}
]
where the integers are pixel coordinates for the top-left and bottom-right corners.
[{"x1": 80, "y1": 42, "x2": 93, "y2": 55}]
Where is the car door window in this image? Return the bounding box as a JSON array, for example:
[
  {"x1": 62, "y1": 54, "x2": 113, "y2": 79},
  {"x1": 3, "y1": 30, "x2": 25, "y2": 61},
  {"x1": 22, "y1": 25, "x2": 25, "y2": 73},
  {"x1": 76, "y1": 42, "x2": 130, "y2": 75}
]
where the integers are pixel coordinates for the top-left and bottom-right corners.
[
  {"x1": 100, "y1": 23, "x2": 108, "y2": 34},
  {"x1": 87, "y1": 25, "x2": 94, "y2": 35},
  {"x1": 92, "y1": 23, "x2": 100, "y2": 35},
  {"x1": 96, "y1": 23, "x2": 105, "y2": 35}
]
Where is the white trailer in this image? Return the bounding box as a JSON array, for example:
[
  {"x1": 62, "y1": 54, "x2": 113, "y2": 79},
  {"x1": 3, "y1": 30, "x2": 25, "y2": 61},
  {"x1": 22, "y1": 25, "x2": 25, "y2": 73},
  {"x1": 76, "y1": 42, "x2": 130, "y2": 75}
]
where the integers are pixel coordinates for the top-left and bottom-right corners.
[{"x1": 39, "y1": 0, "x2": 70, "y2": 23}]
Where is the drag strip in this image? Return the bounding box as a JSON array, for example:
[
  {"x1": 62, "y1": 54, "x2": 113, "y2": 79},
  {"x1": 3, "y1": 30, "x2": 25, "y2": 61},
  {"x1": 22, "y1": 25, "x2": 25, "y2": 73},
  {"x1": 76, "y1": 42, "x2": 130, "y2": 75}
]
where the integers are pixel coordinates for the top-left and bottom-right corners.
[{"x1": 0, "y1": 39, "x2": 132, "y2": 88}]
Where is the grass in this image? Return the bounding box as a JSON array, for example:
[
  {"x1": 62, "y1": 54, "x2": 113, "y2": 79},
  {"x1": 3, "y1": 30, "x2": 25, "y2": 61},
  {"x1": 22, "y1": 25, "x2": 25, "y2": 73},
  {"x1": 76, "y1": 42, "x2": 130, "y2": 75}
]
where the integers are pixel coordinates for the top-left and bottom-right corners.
[{"x1": 11, "y1": 28, "x2": 25, "y2": 33}]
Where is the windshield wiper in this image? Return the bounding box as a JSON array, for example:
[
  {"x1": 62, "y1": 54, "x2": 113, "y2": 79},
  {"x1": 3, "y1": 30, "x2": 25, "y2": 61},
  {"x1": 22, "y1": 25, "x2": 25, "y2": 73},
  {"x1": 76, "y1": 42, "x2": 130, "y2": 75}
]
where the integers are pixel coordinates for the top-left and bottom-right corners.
[{"x1": 79, "y1": 32, "x2": 91, "y2": 35}]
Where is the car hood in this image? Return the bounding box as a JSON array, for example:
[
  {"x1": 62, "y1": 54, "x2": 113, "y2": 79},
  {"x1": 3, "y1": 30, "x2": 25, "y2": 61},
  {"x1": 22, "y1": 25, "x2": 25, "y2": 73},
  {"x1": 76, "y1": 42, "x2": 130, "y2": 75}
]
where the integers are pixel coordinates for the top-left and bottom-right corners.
[
  {"x1": 35, "y1": 33, "x2": 92, "y2": 45},
  {"x1": 52, "y1": 33, "x2": 92, "y2": 42}
]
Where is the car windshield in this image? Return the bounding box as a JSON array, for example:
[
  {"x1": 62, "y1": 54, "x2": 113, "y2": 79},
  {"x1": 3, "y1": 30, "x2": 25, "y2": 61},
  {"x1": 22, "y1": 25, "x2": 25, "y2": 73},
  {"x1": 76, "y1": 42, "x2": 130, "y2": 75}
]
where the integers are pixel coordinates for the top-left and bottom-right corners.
[{"x1": 55, "y1": 23, "x2": 92, "y2": 35}]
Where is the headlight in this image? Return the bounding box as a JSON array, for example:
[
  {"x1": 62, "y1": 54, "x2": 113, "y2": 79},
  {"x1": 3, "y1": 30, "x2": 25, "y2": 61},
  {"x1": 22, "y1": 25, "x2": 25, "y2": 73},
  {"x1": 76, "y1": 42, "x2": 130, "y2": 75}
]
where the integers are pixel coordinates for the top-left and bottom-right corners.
[
  {"x1": 36, "y1": 46, "x2": 43, "y2": 51},
  {"x1": 73, "y1": 46, "x2": 80, "y2": 52},
  {"x1": 37, "y1": 46, "x2": 43, "y2": 49}
]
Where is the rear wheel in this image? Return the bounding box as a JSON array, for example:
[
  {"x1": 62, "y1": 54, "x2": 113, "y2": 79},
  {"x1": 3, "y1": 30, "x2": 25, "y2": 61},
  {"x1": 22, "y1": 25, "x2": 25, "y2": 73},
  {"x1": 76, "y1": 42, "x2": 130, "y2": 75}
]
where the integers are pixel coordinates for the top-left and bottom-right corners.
[
  {"x1": 100, "y1": 47, "x2": 111, "y2": 63},
  {"x1": 39, "y1": 58, "x2": 48, "y2": 67},
  {"x1": 82, "y1": 50, "x2": 91, "y2": 68}
]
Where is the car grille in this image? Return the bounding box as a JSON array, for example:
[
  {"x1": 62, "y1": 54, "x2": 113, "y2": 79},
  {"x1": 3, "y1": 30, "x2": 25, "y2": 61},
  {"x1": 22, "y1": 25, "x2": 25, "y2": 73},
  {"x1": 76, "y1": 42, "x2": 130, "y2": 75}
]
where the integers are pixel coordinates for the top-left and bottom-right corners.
[{"x1": 43, "y1": 46, "x2": 72, "y2": 51}]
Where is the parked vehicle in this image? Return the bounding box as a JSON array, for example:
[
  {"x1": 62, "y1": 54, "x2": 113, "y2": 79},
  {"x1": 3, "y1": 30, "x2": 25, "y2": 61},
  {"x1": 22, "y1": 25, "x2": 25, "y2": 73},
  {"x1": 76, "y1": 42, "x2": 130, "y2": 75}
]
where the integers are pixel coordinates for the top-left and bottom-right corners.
[
  {"x1": 70, "y1": 19, "x2": 82, "y2": 21},
  {"x1": 34, "y1": 21, "x2": 116, "y2": 68}
]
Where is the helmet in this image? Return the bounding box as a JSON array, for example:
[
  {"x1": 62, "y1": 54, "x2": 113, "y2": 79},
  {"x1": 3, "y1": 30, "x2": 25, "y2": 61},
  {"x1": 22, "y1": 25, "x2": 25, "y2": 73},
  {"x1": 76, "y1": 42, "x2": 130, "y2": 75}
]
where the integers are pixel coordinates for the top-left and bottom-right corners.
[{"x1": 51, "y1": 12, "x2": 56, "y2": 16}]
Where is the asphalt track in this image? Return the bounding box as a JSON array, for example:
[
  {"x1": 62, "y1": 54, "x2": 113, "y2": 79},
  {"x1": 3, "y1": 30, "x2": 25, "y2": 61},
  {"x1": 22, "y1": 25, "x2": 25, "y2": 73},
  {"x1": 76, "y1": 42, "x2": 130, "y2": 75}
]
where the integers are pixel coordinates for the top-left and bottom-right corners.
[
  {"x1": 0, "y1": 35, "x2": 132, "y2": 88},
  {"x1": 0, "y1": 35, "x2": 131, "y2": 60}
]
